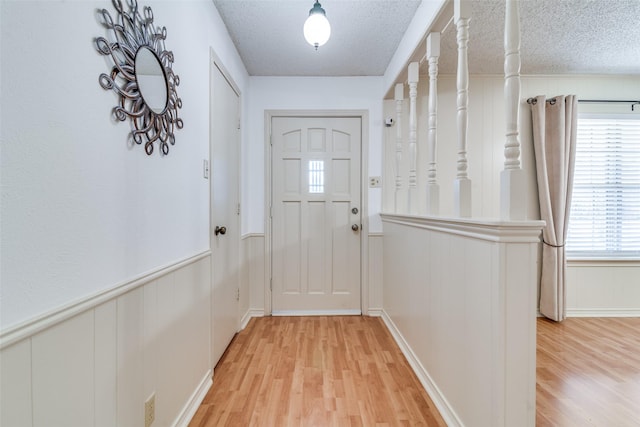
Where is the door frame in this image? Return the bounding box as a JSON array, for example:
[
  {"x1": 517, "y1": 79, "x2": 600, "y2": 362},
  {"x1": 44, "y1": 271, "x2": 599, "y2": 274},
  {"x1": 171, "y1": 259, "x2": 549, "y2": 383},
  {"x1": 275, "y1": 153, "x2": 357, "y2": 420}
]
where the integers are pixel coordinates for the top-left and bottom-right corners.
[{"x1": 264, "y1": 110, "x2": 370, "y2": 316}]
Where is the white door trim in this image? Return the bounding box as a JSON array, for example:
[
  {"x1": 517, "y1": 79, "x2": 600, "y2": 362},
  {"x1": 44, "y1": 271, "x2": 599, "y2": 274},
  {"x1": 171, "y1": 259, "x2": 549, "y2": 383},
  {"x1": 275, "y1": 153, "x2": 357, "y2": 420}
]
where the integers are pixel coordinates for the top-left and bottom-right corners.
[{"x1": 264, "y1": 110, "x2": 370, "y2": 316}]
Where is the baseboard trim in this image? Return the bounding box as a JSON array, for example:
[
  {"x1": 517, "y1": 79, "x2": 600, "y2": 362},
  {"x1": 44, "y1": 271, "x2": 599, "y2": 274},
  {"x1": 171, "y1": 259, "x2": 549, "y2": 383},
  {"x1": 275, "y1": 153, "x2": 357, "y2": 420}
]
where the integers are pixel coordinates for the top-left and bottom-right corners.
[
  {"x1": 380, "y1": 310, "x2": 463, "y2": 427},
  {"x1": 240, "y1": 309, "x2": 264, "y2": 330},
  {"x1": 172, "y1": 369, "x2": 213, "y2": 427},
  {"x1": 0, "y1": 250, "x2": 212, "y2": 350},
  {"x1": 367, "y1": 308, "x2": 384, "y2": 317},
  {"x1": 567, "y1": 308, "x2": 640, "y2": 317},
  {"x1": 272, "y1": 309, "x2": 361, "y2": 316}
]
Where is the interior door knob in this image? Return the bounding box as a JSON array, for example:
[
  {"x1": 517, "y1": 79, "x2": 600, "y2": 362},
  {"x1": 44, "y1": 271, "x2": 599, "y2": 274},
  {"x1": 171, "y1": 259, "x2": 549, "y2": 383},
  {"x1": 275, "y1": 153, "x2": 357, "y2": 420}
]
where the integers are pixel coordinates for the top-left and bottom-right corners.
[
  {"x1": 215, "y1": 225, "x2": 227, "y2": 236},
  {"x1": 351, "y1": 224, "x2": 359, "y2": 231}
]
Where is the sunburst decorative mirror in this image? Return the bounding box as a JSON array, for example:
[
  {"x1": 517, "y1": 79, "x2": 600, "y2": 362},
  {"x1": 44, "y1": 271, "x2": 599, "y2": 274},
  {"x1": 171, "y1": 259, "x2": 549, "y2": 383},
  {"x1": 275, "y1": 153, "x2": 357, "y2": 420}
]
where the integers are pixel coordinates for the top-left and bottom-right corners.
[{"x1": 95, "y1": 0, "x2": 183, "y2": 155}]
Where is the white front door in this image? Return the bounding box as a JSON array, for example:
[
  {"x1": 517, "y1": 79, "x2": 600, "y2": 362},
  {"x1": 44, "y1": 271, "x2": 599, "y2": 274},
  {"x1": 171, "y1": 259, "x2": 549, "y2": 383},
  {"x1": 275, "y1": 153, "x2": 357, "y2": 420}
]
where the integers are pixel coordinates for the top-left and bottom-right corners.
[
  {"x1": 210, "y1": 61, "x2": 240, "y2": 367},
  {"x1": 271, "y1": 116, "x2": 362, "y2": 314}
]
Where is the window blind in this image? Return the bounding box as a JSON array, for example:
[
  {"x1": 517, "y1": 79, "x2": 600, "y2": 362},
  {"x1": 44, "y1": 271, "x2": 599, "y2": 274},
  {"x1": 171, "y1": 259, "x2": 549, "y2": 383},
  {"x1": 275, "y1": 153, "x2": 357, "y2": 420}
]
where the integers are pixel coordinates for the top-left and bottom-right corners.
[{"x1": 567, "y1": 116, "x2": 640, "y2": 258}]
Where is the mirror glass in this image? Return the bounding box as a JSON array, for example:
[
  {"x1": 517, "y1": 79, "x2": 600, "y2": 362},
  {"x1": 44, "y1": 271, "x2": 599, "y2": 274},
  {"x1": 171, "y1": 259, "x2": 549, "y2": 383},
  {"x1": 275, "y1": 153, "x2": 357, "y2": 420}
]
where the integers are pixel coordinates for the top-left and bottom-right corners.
[{"x1": 135, "y1": 47, "x2": 168, "y2": 114}]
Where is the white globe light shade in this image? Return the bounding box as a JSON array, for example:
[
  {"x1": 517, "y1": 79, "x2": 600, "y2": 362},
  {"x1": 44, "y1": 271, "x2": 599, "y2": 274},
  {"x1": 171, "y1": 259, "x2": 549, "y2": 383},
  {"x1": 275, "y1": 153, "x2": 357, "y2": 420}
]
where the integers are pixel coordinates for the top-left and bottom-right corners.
[{"x1": 304, "y1": 13, "x2": 331, "y2": 48}]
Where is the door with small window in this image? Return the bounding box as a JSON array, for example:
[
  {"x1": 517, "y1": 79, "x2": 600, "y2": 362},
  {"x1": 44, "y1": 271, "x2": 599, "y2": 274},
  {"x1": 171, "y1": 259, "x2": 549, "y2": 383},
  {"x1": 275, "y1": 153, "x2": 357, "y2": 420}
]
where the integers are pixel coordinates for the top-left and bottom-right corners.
[{"x1": 271, "y1": 116, "x2": 362, "y2": 314}]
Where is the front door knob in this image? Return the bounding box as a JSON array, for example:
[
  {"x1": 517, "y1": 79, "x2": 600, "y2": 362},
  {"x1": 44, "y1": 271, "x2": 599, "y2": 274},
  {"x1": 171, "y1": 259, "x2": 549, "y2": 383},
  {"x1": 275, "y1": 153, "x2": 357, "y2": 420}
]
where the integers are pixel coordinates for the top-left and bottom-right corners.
[
  {"x1": 215, "y1": 225, "x2": 227, "y2": 236},
  {"x1": 351, "y1": 224, "x2": 359, "y2": 232}
]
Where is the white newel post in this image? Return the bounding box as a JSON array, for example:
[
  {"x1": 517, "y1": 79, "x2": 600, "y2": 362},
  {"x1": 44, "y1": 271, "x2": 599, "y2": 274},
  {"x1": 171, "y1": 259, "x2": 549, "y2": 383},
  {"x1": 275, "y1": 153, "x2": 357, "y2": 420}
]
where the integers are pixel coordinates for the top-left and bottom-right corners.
[
  {"x1": 408, "y1": 62, "x2": 419, "y2": 215},
  {"x1": 394, "y1": 83, "x2": 405, "y2": 213},
  {"x1": 426, "y1": 32, "x2": 440, "y2": 216},
  {"x1": 454, "y1": 0, "x2": 472, "y2": 218},
  {"x1": 501, "y1": 0, "x2": 526, "y2": 220}
]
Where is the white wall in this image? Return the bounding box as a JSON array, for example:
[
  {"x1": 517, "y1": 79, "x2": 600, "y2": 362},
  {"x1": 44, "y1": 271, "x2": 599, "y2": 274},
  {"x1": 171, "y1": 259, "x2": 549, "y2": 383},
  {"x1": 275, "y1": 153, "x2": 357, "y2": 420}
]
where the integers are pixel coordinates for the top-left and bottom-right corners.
[
  {"x1": 1, "y1": 1, "x2": 249, "y2": 425},
  {"x1": 0, "y1": 0, "x2": 248, "y2": 330},
  {"x1": 244, "y1": 76, "x2": 385, "y2": 234}
]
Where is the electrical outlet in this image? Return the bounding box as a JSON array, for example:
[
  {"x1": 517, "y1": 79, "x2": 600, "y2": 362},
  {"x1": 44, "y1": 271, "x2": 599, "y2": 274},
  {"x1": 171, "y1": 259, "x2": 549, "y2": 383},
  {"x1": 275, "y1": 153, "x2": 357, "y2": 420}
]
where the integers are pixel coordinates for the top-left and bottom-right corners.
[
  {"x1": 369, "y1": 176, "x2": 381, "y2": 188},
  {"x1": 145, "y1": 393, "x2": 155, "y2": 427}
]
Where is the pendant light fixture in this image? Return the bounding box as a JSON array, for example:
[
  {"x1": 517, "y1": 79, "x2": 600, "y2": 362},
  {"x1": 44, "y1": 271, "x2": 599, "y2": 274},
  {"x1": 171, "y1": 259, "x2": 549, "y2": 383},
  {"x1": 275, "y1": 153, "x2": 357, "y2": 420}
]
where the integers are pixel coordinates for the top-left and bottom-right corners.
[{"x1": 303, "y1": 0, "x2": 331, "y2": 50}]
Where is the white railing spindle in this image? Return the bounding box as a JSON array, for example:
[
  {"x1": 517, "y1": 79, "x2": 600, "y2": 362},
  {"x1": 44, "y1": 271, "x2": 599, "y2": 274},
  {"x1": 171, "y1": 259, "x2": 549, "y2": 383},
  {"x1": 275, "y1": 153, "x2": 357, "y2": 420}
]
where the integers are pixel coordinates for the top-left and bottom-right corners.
[
  {"x1": 454, "y1": 0, "x2": 472, "y2": 218},
  {"x1": 501, "y1": 0, "x2": 526, "y2": 219},
  {"x1": 408, "y1": 62, "x2": 419, "y2": 214},
  {"x1": 394, "y1": 83, "x2": 405, "y2": 213},
  {"x1": 426, "y1": 32, "x2": 440, "y2": 216}
]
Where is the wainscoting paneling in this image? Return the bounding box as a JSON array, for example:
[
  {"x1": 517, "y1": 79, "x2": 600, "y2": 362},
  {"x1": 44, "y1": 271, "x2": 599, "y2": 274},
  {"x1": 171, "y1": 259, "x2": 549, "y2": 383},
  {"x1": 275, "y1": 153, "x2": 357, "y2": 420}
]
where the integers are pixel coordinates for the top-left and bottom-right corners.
[
  {"x1": 567, "y1": 261, "x2": 640, "y2": 316},
  {"x1": 169, "y1": 261, "x2": 211, "y2": 424},
  {"x1": 382, "y1": 214, "x2": 542, "y2": 427},
  {"x1": 0, "y1": 338, "x2": 32, "y2": 427},
  {"x1": 0, "y1": 252, "x2": 213, "y2": 427},
  {"x1": 32, "y1": 310, "x2": 95, "y2": 426},
  {"x1": 143, "y1": 280, "x2": 159, "y2": 423},
  {"x1": 368, "y1": 233, "x2": 384, "y2": 314},
  {"x1": 243, "y1": 234, "x2": 266, "y2": 316},
  {"x1": 94, "y1": 300, "x2": 117, "y2": 427},
  {"x1": 117, "y1": 288, "x2": 144, "y2": 427},
  {"x1": 156, "y1": 272, "x2": 179, "y2": 425}
]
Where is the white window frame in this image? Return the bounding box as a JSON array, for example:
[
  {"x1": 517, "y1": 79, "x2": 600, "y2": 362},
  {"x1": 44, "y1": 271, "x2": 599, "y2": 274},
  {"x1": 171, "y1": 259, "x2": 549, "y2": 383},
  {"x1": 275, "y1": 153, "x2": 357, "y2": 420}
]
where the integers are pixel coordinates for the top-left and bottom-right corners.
[{"x1": 567, "y1": 112, "x2": 640, "y2": 260}]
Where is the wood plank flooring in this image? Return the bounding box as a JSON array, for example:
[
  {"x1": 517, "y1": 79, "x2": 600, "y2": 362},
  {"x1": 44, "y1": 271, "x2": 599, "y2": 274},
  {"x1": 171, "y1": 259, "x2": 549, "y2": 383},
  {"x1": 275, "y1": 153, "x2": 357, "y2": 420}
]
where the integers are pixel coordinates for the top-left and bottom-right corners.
[
  {"x1": 191, "y1": 316, "x2": 640, "y2": 426},
  {"x1": 536, "y1": 317, "x2": 640, "y2": 427},
  {"x1": 189, "y1": 316, "x2": 447, "y2": 426}
]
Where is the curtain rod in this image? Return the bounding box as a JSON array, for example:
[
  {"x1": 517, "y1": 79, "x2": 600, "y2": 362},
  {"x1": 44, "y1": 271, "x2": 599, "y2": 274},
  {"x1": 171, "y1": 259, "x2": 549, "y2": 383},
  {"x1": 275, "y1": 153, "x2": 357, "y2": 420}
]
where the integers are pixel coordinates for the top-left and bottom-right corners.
[{"x1": 526, "y1": 97, "x2": 640, "y2": 111}]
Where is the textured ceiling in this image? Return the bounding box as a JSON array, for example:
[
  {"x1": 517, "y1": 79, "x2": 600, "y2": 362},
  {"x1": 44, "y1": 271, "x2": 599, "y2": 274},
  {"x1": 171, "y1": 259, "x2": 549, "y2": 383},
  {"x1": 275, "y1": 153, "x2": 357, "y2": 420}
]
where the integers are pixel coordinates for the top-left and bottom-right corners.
[
  {"x1": 436, "y1": 0, "x2": 640, "y2": 75},
  {"x1": 213, "y1": 0, "x2": 422, "y2": 76},
  {"x1": 213, "y1": 0, "x2": 640, "y2": 77}
]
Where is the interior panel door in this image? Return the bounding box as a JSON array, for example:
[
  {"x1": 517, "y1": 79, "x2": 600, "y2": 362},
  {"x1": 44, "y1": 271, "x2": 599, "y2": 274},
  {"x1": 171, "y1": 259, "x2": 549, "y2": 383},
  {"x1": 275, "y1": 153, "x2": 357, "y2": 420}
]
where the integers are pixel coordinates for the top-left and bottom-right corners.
[
  {"x1": 210, "y1": 62, "x2": 240, "y2": 368},
  {"x1": 271, "y1": 116, "x2": 362, "y2": 314}
]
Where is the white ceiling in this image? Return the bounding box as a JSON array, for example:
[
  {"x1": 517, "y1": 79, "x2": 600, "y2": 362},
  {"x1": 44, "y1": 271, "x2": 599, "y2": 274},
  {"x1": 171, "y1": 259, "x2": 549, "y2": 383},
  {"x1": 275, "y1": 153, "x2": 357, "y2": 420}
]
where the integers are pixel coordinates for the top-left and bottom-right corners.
[
  {"x1": 213, "y1": 0, "x2": 640, "y2": 77},
  {"x1": 213, "y1": 0, "x2": 422, "y2": 76}
]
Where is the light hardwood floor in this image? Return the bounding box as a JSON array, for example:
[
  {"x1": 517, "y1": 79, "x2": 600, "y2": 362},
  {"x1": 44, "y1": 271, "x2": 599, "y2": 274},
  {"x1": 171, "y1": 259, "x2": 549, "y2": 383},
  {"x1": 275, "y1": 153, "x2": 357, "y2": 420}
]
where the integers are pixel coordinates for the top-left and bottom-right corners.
[
  {"x1": 536, "y1": 317, "x2": 640, "y2": 427},
  {"x1": 190, "y1": 316, "x2": 447, "y2": 426},
  {"x1": 190, "y1": 316, "x2": 640, "y2": 426}
]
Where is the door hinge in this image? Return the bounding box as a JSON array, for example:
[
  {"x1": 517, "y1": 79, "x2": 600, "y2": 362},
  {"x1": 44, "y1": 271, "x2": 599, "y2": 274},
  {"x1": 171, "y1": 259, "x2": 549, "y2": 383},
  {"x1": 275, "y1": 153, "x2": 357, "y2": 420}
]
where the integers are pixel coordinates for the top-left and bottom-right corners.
[
  {"x1": 237, "y1": 118, "x2": 241, "y2": 130},
  {"x1": 270, "y1": 278, "x2": 272, "y2": 291},
  {"x1": 269, "y1": 134, "x2": 273, "y2": 146},
  {"x1": 237, "y1": 203, "x2": 241, "y2": 215},
  {"x1": 236, "y1": 287, "x2": 240, "y2": 301},
  {"x1": 269, "y1": 205, "x2": 272, "y2": 218}
]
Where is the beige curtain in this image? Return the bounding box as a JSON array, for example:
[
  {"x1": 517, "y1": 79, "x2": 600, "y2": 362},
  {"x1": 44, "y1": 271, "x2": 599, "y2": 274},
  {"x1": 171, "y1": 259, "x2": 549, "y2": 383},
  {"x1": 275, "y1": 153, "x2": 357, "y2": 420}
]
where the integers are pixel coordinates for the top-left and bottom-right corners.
[{"x1": 531, "y1": 95, "x2": 578, "y2": 322}]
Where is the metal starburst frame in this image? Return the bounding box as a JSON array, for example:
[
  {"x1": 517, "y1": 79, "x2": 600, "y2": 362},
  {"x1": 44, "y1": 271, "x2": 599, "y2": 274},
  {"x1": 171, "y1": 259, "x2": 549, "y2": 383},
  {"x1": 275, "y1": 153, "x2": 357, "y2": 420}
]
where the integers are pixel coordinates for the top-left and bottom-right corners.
[{"x1": 95, "y1": 0, "x2": 183, "y2": 155}]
